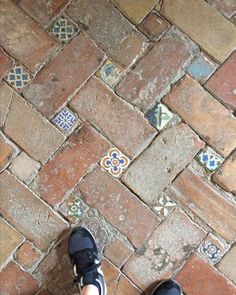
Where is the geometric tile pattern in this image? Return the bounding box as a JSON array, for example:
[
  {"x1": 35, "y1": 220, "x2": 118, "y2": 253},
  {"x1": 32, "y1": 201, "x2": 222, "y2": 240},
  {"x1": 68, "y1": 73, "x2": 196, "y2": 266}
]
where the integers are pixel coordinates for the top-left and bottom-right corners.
[
  {"x1": 196, "y1": 148, "x2": 223, "y2": 172},
  {"x1": 100, "y1": 147, "x2": 130, "y2": 178},
  {"x1": 52, "y1": 108, "x2": 78, "y2": 132},
  {"x1": 4, "y1": 64, "x2": 32, "y2": 91},
  {"x1": 67, "y1": 195, "x2": 89, "y2": 224},
  {"x1": 146, "y1": 103, "x2": 173, "y2": 131},
  {"x1": 97, "y1": 59, "x2": 123, "y2": 87},
  {"x1": 153, "y1": 192, "x2": 176, "y2": 218},
  {"x1": 50, "y1": 16, "x2": 78, "y2": 43}
]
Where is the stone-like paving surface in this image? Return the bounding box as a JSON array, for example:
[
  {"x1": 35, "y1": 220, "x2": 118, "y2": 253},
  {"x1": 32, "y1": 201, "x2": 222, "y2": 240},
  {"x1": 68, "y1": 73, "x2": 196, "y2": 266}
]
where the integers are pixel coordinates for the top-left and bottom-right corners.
[{"x1": 0, "y1": 0, "x2": 236, "y2": 294}]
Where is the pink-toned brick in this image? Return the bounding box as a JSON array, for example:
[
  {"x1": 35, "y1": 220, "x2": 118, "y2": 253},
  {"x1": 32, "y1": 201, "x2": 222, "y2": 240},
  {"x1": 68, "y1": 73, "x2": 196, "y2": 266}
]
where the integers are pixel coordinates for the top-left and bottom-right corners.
[
  {"x1": 70, "y1": 77, "x2": 157, "y2": 159},
  {"x1": 15, "y1": 241, "x2": 41, "y2": 269},
  {"x1": 115, "y1": 276, "x2": 141, "y2": 295},
  {"x1": 208, "y1": 0, "x2": 236, "y2": 18},
  {"x1": 0, "y1": 0, "x2": 58, "y2": 73},
  {"x1": 0, "y1": 82, "x2": 13, "y2": 127},
  {"x1": 0, "y1": 132, "x2": 19, "y2": 172},
  {"x1": 0, "y1": 48, "x2": 13, "y2": 79},
  {"x1": 23, "y1": 33, "x2": 104, "y2": 118}
]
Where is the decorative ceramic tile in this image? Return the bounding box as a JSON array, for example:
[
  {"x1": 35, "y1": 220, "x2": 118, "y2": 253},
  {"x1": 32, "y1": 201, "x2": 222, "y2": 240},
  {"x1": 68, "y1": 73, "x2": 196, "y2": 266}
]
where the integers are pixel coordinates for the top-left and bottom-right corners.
[
  {"x1": 146, "y1": 103, "x2": 173, "y2": 131},
  {"x1": 50, "y1": 15, "x2": 78, "y2": 43},
  {"x1": 153, "y1": 192, "x2": 176, "y2": 218},
  {"x1": 96, "y1": 59, "x2": 123, "y2": 87},
  {"x1": 198, "y1": 233, "x2": 229, "y2": 264},
  {"x1": 187, "y1": 54, "x2": 217, "y2": 83},
  {"x1": 100, "y1": 147, "x2": 130, "y2": 178},
  {"x1": 4, "y1": 64, "x2": 32, "y2": 91},
  {"x1": 196, "y1": 148, "x2": 223, "y2": 172},
  {"x1": 52, "y1": 108, "x2": 78, "y2": 132}
]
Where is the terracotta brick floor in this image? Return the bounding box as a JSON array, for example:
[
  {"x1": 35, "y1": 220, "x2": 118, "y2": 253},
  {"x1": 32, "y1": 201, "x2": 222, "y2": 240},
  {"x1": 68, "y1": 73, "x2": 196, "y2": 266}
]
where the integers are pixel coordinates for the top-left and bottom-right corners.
[{"x1": 0, "y1": 0, "x2": 236, "y2": 294}]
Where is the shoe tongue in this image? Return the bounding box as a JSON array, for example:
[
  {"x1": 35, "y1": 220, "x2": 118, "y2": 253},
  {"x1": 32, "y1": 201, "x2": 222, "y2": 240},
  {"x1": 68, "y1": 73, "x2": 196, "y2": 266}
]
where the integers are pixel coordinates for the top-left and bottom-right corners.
[{"x1": 75, "y1": 249, "x2": 93, "y2": 270}]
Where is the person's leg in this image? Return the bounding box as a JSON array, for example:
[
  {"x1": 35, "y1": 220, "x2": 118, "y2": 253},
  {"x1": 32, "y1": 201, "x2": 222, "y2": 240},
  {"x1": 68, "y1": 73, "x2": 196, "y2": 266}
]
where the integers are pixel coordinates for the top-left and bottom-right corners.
[{"x1": 81, "y1": 284, "x2": 99, "y2": 295}]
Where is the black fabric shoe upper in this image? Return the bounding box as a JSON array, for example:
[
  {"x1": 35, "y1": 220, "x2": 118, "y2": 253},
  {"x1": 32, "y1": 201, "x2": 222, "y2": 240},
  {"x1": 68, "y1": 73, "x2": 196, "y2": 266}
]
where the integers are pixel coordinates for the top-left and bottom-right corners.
[{"x1": 152, "y1": 280, "x2": 182, "y2": 295}]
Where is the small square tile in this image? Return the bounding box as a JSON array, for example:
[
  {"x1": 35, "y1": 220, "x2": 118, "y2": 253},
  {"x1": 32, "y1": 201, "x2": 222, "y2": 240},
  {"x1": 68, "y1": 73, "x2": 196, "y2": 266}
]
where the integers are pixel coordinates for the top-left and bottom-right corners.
[
  {"x1": 198, "y1": 233, "x2": 229, "y2": 264},
  {"x1": 50, "y1": 15, "x2": 78, "y2": 43},
  {"x1": 4, "y1": 64, "x2": 32, "y2": 91},
  {"x1": 196, "y1": 148, "x2": 223, "y2": 172},
  {"x1": 146, "y1": 103, "x2": 173, "y2": 131},
  {"x1": 96, "y1": 59, "x2": 123, "y2": 87},
  {"x1": 187, "y1": 54, "x2": 217, "y2": 83},
  {"x1": 52, "y1": 108, "x2": 78, "y2": 132},
  {"x1": 100, "y1": 147, "x2": 130, "y2": 178},
  {"x1": 153, "y1": 192, "x2": 176, "y2": 218}
]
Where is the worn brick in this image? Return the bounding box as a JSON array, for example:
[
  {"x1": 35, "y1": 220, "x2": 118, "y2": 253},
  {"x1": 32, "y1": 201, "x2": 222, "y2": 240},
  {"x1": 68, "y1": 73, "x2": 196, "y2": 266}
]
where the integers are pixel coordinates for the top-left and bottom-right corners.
[
  {"x1": 0, "y1": 171, "x2": 68, "y2": 251},
  {"x1": 208, "y1": 0, "x2": 236, "y2": 18},
  {"x1": 101, "y1": 259, "x2": 120, "y2": 294},
  {"x1": 123, "y1": 209, "x2": 206, "y2": 290},
  {"x1": 162, "y1": 0, "x2": 236, "y2": 63},
  {"x1": 23, "y1": 33, "x2": 104, "y2": 118},
  {"x1": 217, "y1": 245, "x2": 236, "y2": 285},
  {"x1": 116, "y1": 27, "x2": 198, "y2": 111},
  {"x1": 205, "y1": 51, "x2": 236, "y2": 110},
  {"x1": 0, "y1": 0, "x2": 58, "y2": 73},
  {"x1": 4, "y1": 92, "x2": 65, "y2": 164},
  {"x1": 175, "y1": 253, "x2": 236, "y2": 295},
  {"x1": 0, "y1": 132, "x2": 19, "y2": 172},
  {"x1": 115, "y1": 276, "x2": 141, "y2": 295},
  {"x1": 70, "y1": 77, "x2": 156, "y2": 159},
  {"x1": 122, "y1": 123, "x2": 204, "y2": 205},
  {"x1": 0, "y1": 218, "x2": 23, "y2": 268},
  {"x1": 213, "y1": 150, "x2": 236, "y2": 194},
  {"x1": 104, "y1": 239, "x2": 133, "y2": 268},
  {"x1": 114, "y1": 0, "x2": 156, "y2": 24},
  {"x1": 163, "y1": 75, "x2": 236, "y2": 157},
  {"x1": 34, "y1": 124, "x2": 110, "y2": 206},
  {"x1": 79, "y1": 167, "x2": 159, "y2": 248},
  {"x1": 15, "y1": 241, "x2": 41, "y2": 270},
  {"x1": 0, "y1": 261, "x2": 39, "y2": 295},
  {"x1": 0, "y1": 82, "x2": 13, "y2": 127},
  {"x1": 166, "y1": 167, "x2": 236, "y2": 242},
  {"x1": 18, "y1": 0, "x2": 69, "y2": 27},
  {"x1": 66, "y1": 0, "x2": 147, "y2": 68},
  {"x1": 0, "y1": 48, "x2": 13, "y2": 79}
]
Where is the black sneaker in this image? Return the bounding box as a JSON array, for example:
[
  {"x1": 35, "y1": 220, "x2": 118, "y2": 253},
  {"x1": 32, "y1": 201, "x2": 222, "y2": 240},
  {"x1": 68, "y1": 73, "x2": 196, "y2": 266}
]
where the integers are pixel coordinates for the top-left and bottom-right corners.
[
  {"x1": 68, "y1": 226, "x2": 107, "y2": 295},
  {"x1": 152, "y1": 279, "x2": 183, "y2": 295}
]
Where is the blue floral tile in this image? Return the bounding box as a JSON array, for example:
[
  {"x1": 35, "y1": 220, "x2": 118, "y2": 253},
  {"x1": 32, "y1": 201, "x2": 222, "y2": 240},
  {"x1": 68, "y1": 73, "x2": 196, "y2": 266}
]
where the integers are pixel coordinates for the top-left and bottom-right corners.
[
  {"x1": 52, "y1": 108, "x2": 78, "y2": 132},
  {"x1": 196, "y1": 148, "x2": 223, "y2": 172},
  {"x1": 146, "y1": 103, "x2": 173, "y2": 131},
  {"x1": 4, "y1": 64, "x2": 32, "y2": 91},
  {"x1": 187, "y1": 54, "x2": 217, "y2": 83},
  {"x1": 153, "y1": 192, "x2": 176, "y2": 218},
  {"x1": 50, "y1": 15, "x2": 78, "y2": 43},
  {"x1": 97, "y1": 59, "x2": 123, "y2": 87},
  {"x1": 100, "y1": 147, "x2": 130, "y2": 178}
]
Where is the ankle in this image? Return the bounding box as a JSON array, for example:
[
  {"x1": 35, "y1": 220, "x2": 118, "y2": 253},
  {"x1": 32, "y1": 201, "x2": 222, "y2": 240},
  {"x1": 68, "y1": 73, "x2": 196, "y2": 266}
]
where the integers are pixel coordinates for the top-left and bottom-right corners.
[{"x1": 81, "y1": 284, "x2": 99, "y2": 295}]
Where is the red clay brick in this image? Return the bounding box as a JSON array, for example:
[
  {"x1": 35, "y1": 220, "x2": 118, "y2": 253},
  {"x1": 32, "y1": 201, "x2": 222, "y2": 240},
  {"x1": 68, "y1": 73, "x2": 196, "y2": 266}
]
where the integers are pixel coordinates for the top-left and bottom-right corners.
[
  {"x1": 217, "y1": 245, "x2": 236, "y2": 285},
  {"x1": 70, "y1": 77, "x2": 157, "y2": 158},
  {"x1": 23, "y1": 33, "x2": 104, "y2": 118},
  {"x1": 0, "y1": 48, "x2": 13, "y2": 79},
  {"x1": 175, "y1": 253, "x2": 236, "y2": 295},
  {"x1": 0, "y1": 132, "x2": 18, "y2": 172},
  {"x1": 0, "y1": 82, "x2": 13, "y2": 127},
  {"x1": 205, "y1": 51, "x2": 236, "y2": 110},
  {"x1": 66, "y1": 0, "x2": 147, "y2": 68},
  {"x1": 35, "y1": 124, "x2": 110, "y2": 206},
  {"x1": 101, "y1": 259, "x2": 121, "y2": 294},
  {"x1": 116, "y1": 27, "x2": 198, "y2": 111},
  {"x1": 166, "y1": 167, "x2": 236, "y2": 242},
  {"x1": 18, "y1": 0, "x2": 69, "y2": 27},
  {"x1": 0, "y1": 261, "x2": 39, "y2": 295},
  {"x1": 208, "y1": 0, "x2": 236, "y2": 18},
  {"x1": 163, "y1": 75, "x2": 236, "y2": 157},
  {"x1": 0, "y1": 0, "x2": 58, "y2": 73},
  {"x1": 15, "y1": 241, "x2": 41, "y2": 269},
  {"x1": 0, "y1": 171, "x2": 68, "y2": 251},
  {"x1": 115, "y1": 276, "x2": 141, "y2": 295},
  {"x1": 79, "y1": 167, "x2": 160, "y2": 248}
]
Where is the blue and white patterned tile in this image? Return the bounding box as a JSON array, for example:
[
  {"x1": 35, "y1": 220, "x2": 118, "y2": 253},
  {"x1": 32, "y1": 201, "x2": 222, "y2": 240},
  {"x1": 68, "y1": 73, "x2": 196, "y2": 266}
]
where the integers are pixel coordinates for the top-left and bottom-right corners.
[
  {"x1": 146, "y1": 103, "x2": 173, "y2": 131},
  {"x1": 50, "y1": 15, "x2": 78, "y2": 43},
  {"x1": 4, "y1": 64, "x2": 32, "y2": 91},
  {"x1": 100, "y1": 147, "x2": 130, "y2": 178},
  {"x1": 153, "y1": 192, "x2": 176, "y2": 218},
  {"x1": 196, "y1": 148, "x2": 223, "y2": 172},
  {"x1": 96, "y1": 59, "x2": 124, "y2": 87},
  {"x1": 52, "y1": 108, "x2": 78, "y2": 132}
]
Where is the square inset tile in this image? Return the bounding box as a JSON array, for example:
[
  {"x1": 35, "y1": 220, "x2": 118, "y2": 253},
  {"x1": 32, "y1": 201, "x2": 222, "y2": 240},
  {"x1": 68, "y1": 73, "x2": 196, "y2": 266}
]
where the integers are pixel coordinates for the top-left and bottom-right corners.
[
  {"x1": 146, "y1": 103, "x2": 173, "y2": 131},
  {"x1": 198, "y1": 233, "x2": 229, "y2": 264},
  {"x1": 4, "y1": 64, "x2": 32, "y2": 91},
  {"x1": 100, "y1": 147, "x2": 130, "y2": 178},
  {"x1": 153, "y1": 192, "x2": 176, "y2": 218},
  {"x1": 96, "y1": 59, "x2": 123, "y2": 87},
  {"x1": 50, "y1": 15, "x2": 78, "y2": 43},
  {"x1": 196, "y1": 148, "x2": 223, "y2": 172},
  {"x1": 52, "y1": 108, "x2": 78, "y2": 132}
]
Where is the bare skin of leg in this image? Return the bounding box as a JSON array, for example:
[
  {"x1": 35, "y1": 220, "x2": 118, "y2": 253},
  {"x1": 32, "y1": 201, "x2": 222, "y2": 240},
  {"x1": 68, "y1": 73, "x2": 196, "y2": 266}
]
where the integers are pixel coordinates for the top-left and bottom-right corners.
[{"x1": 81, "y1": 285, "x2": 99, "y2": 295}]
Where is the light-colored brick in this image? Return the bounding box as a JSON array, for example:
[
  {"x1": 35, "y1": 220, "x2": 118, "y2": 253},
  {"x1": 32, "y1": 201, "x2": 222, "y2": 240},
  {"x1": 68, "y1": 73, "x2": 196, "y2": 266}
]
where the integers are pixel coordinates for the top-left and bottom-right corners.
[
  {"x1": 0, "y1": 48, "x2": 13, "y2": 79},
  {"x1": 0, "y1": 131, "x2": 19, "y2": 172},
  {"x1": 208, "y1": 0, "x2": 236, "y2": 18},
  {"x1": 217, "y1": 245, "x2": 236, "y2": 285},
  {"x1": 0, "y1": 82, "x2": 13, "y2": 127}
]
